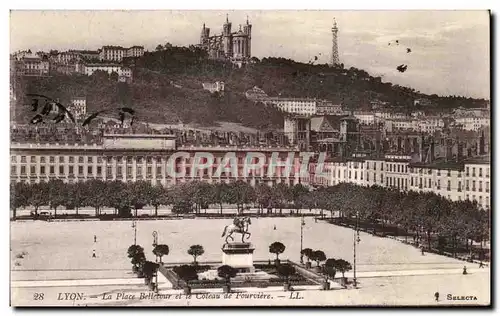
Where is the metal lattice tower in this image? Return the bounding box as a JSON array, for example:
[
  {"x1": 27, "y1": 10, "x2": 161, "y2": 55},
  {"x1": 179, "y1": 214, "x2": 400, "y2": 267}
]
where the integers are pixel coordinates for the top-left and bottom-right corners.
[{"x1": 331, "y1": 18, "x2": 339, "y2": 65}]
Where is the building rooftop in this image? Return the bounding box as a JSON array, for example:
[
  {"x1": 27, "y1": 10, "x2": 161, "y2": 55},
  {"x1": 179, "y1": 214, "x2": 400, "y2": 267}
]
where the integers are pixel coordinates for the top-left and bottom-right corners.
[
  {"x1": 310, "y1": 116, "x2": 331, "y2": 132},
  {"x1": 266, "y1": 97, "x2": 319, "y2": 102},
  {"x1": 463, "y1": 155, "x2": 490, "y2": 165},
  {"x1": 102, "y1": 45, "x2": 125, "y2": 49},
  {"x1": 85, "y1": 63, "x2": 123, "y2": 67},
  {"x1": 308, "y1": 115, "x2": 349, "y2": 129},
  {"x1": 353, "y1": 111, "x2": 373, "y2": 115},
  {"x1": 340, "y1": 115, "x2": 358, "y2": 121},
  {"x1": 103, "y1": 133, "x2": 176, "y2": 139},
  {"x1": 322, "y1": 156, "x2": 348, "y2": 163},
  {"x1": 22, "y1": 56, "x2": 43, "y2": 61},
  {"x1": 315, "y1": 137, "x2": 342, "y2": 143},
  {"x1": 409, "y1": 158, "x2": 465, "y2": 170},
  {"x1": 387, "y1": 118, "x2": 417, "y2": 122},
  {"x1": 69, "y1": 50, "x2": 100, "y2": 54}
]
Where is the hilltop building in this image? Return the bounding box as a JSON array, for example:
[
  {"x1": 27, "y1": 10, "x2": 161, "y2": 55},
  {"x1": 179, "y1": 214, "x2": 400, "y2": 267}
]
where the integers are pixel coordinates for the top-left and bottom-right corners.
[
  {"x1": 199, "y1": 15, "x2": 252, "y2": 67},
  {"x1": 99, "y1": 45, "x2": 144, "y2": 62}
]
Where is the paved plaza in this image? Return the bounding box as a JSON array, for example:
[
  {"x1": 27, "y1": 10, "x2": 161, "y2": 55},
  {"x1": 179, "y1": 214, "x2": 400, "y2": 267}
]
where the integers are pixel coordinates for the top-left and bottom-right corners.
[{"x1": 10, "y1": 216, "x2": 491, "y2": 306}]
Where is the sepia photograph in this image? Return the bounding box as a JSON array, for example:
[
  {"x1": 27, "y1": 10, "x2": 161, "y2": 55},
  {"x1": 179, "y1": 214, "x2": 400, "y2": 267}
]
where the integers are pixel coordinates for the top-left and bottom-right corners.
[{"x1": 9, "y1": 9, "x2": 491, "y2": 307}]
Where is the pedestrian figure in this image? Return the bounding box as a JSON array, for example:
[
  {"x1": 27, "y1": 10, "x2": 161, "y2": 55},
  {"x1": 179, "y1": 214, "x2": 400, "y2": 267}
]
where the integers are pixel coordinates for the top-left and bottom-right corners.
[
  {"x1": 421, "y1": 247, "x2": 425, "y2": 256},
  {"x1": 463, "y1": 266, "x2": 467, "y2": 275},
  {"x1": 94, "y1": 235, "x2": 97, "y2": 243},
  {"x1": 273, "y1": 225, "x2": 276, "y2": 230},
  {"x1": 92, "y1": 250, "x2": 96, "y2": 258},
  {"x1": 434, "y1": 292, "x2": 439, "y2": 301},
  {"x1": 479, "y1": 262, "x2": 484, "y2": 268}
]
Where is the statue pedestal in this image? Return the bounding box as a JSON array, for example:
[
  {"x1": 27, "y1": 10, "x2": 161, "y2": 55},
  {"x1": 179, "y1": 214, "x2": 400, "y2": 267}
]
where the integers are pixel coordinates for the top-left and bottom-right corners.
[{"x1": 221, "y1": 242, "x2": 255, "y2": 273}]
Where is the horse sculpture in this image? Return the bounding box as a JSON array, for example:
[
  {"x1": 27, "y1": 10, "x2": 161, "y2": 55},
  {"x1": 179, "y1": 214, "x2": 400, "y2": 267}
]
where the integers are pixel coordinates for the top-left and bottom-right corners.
[{"x1": 221, "y1": 217, "x2": 252, "y2": 244}]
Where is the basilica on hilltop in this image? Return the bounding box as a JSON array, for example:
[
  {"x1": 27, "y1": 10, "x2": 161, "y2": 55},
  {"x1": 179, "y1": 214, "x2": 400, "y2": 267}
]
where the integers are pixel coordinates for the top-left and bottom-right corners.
[{"x1": 199, "y1": 15, "x2": 252, "y2": 67}]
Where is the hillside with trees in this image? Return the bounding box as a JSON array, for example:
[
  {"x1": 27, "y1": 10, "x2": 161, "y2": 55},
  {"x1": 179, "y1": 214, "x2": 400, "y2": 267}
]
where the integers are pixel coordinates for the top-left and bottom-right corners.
[{"x1": 12, "y1": 45, "x2": 489, "y2": 129}]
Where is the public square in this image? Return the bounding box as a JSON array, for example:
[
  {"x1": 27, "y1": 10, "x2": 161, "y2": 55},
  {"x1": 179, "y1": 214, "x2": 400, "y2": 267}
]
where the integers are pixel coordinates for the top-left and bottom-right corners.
[
  {"x1": 10, "y1": 215, "x2": 490, "y2": 306},
  {"x1": 9, "y1": 9, "x2": 491, "y2": 309}
]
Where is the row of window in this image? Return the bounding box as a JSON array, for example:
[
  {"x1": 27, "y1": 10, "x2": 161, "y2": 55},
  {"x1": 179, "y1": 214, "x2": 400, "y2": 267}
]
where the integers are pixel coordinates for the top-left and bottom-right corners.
[
  {"x1": 334, "y1": 170, "x2": 387, "y2": 184},
  {"x1": 387, "y1": 163, "x2": 408, "y2": 173},
  {"x1": 12, "y1": 165, "x2": 105, "y2": 176},
  {"x1": 409, "y1": 177, "x2": 490, "y2": 193},
  {"x1": 463, "y1": 180, "x2": 490, "y2": 192},
  {"x1": 386, "y1": 177, "x2": 408, "y2": 190},
  {"x1": 13, "y1": 178, "x2": 292, "y2": 188},
  {"x1": 348, "y1": 161, "x2": 412, "y2": 172},
  {"x1": 11, "y1": 155, "x2": 283, "y2": 165},
  {"x1": 320, "y1": 179, "x2": 490, "y2": 209},
  {"x1": 465, "y1": 166, "x2": 490, "y2": 178},
  {"x1": 13, "y1": 156, "x2": 100, "y2": 164},
  {"x1": 408, "y1": 167, "x2": 490, "y2": 178},
  {"x1": 326, "y1": 163, "x2": 491, "y2": 181},
  {"x1": 466, "y1": 195, "x2": 490, "y2": 208},
  {"x1": 11, "y1": 165, "x2": 297, "y2": 178},
  {"x1": 350, "y1": 161, "x2": 386, "y2": 171},
  {"x1": 11, "y1": 155, "x2": 163, "y2": 164}
]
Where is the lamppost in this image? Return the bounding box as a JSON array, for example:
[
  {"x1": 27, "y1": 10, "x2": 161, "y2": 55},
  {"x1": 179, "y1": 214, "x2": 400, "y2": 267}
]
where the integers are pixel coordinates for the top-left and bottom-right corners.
[
  {"x1": 152, "y1": 231, "x2": 158, "y2": 260},
  {"x1": 353, "y1": 210, "x2": 361, "y2": 288},
  {"x1": 131, "y1": 220, "x2": 137, "y2": 246},
  {"x1": 152, "y1": 231, "x2": 158, "y2": 293},
  {"x1": 300, "y1": 216, "x2": 305, "y2": 264}
]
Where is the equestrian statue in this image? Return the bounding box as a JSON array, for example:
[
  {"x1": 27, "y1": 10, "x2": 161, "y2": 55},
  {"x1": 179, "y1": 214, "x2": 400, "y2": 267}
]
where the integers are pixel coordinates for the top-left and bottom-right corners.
[{"x1": 221, "y1": 216, "x2": 252, "y2": 244}]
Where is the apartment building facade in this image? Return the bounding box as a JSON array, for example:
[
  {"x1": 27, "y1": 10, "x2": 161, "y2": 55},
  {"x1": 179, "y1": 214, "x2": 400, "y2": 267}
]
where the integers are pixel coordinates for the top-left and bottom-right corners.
[
  {"x1": 14, "y1": 56, "x2": 50, "y2": 77},
  {"x1": 353, "y1": 111, "x2": 378, "y2": 125},
  {"x1": 84, "y1": 64, "x2": 132, "y2": 78},
  {"x1": 10, "y1": 134, "x2": 305, "y2": 188},
  {"x1": 266, "y1": 98, "x2": 318, "y2": 116},
  {"x1": 99, "y1": 45, "x2": 145, "y2": 62},
  {"x1": 307, "y1": 153, "x2": 490, "y2": 210},
  {"x1": 463, "y1": 159, "x2": 491, "y2": 209},
  {"x1": 453, "y1": 116, "x2": 490, "y2": 131},
  {"x1": 317, "y1": 101, "x2": 344, "y2": 115}
]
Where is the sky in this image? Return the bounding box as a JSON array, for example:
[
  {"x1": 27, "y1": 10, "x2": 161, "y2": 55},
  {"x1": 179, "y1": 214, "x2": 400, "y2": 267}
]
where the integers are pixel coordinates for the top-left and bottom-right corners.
[{"x1": 10, "y1": 10, "x2": 490, "y2": 99}]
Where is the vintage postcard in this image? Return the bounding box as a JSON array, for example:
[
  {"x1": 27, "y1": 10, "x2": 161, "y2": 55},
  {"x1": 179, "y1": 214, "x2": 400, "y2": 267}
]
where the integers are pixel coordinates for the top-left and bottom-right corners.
[{"x1": 9, "y1": 10, "x2": 491, "y2": 307}]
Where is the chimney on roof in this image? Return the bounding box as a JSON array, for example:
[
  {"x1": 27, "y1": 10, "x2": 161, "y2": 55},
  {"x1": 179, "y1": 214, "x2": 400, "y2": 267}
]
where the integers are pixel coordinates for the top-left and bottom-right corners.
[
  {"x1": 479, "y1": 130, "x2": 485, "y2": 155},
  {"x1": 445, "y1": 138, "x2": 453, "y2": 162},
  {"x1": 419, "y1": 134, "x2": 425, "y2": 163},
  {"x1": 424, "y1": 136, "x2": 435, "y2": 164},
  {"x1": 431, "y1": 140, "x2": 435, "y2": 163},
  {"x1": 456, "y1": 139, "x2": 463, "y2": 162},
  {"x1": 383, "y1": 139, "x2": 389, "y2": 152},
  {"x1": 404, "y1": 137, "x2": 411, "y2": 154}
]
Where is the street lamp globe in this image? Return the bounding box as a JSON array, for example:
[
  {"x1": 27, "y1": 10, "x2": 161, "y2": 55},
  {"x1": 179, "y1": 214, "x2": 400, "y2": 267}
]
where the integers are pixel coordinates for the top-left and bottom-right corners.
[{"x1": 152, "y1": 231, "x2": 158, "y2": 247}]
